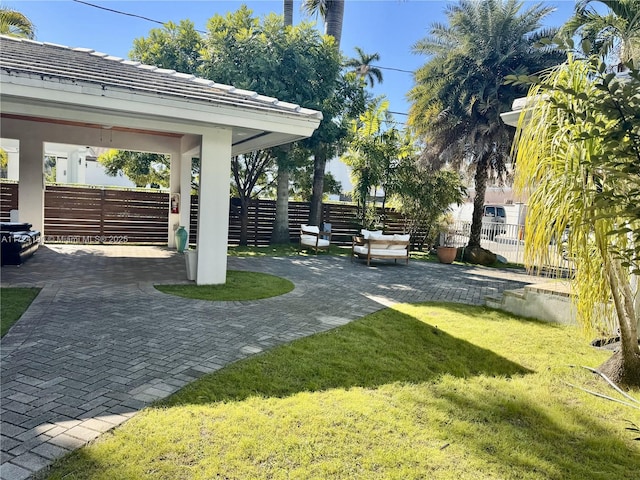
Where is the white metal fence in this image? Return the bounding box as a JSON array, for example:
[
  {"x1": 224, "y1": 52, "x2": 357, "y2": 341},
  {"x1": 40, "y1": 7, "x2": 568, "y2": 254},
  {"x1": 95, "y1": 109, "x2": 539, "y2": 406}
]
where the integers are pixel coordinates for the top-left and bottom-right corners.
[
  {"x1": 447, "y1": 220, "x2": 526, "y2": 264},
  {"x1": 448, "y1": 220, "x2": 573, "y2": 270}
]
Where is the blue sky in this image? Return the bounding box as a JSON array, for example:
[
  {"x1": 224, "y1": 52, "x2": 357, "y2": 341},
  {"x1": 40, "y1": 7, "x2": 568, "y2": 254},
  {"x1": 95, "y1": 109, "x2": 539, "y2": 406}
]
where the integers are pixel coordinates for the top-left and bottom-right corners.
[{"x1": 6, "y1": 0, "x2": 578, "y2": 123}]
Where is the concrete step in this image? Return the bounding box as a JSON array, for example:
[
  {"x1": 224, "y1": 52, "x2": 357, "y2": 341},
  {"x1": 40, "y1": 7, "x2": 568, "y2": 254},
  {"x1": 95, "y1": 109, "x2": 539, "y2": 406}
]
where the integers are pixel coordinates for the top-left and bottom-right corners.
[
  {"x1": 485, "y1": 294, "x2": 503, "y2": 309},
  {"x1": 502, "y1": 288, "x2": 526, "y2": 300}
]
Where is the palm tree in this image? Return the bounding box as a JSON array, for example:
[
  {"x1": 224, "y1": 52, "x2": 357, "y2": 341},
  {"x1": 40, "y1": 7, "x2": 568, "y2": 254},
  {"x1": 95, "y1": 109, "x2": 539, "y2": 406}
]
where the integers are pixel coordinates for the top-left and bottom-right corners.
[
  {"x1": 271, "y1": 0, "x2": 295, "y2": 244},
  {"x1": 303, "y1": 0, "x2": 345, "y2": 227},
  {"x1": 302, "y1": 0, "x2": 345, "y2": 47},
  {"x1": 0, "y1": 6, "x2": 35, "y2": 39},
  {"x1": 345, "y1": 47, "x2": 383, "y2": 87},
  {"x1": 408, "y1": 0, "x2": 564, "y2": 259},
  {"x1": 512, "y1": 56, "x2": 640, "y2": 387},
  {"x1": 561, "y1": 0, "x2": 640, "y2": 68}
]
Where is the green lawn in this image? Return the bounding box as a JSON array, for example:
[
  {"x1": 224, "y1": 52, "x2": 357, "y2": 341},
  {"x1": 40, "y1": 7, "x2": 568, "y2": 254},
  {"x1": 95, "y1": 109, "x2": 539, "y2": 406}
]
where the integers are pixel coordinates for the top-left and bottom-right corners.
[
  {"x1": 45, "y1": 302, "x2": 639, "y2": 479},
  {"x1": 228, "y1": 243, "x2": 349, "y2": 257},
  {"x1": 0, "y1": 287, "x2": 40, "y2": 337},
  {"x1": 155, "y1": 270, "x2": 294, "y2": 301},
  {"x1": 228, "y1": 244, "x2": 525, "y2": 270}
]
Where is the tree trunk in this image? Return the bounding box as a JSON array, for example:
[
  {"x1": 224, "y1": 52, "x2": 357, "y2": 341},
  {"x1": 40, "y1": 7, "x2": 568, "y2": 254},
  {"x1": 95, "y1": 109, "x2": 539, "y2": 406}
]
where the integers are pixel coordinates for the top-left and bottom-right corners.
[
  {"x1": 283, "y1": 0, "x2": 293, "y2": 26},
  {"x1": 599, "y1": 256, "x2": 640, "y2": 387},
  {"x1": 324, "y1": 0, "x2": 345, "y2": 47},
  {"x1": 468, "y1": 156, "x2": 488, "y2": 248},
  {"x1": 381, "y1": 189, "x2": 387, "y2": 230},
  {"x1": 272, "y1": 164, "x2": 290, "y2": 244},
  {"x1": 309, "y1": 146, "x2": 326, "y2": 226}
]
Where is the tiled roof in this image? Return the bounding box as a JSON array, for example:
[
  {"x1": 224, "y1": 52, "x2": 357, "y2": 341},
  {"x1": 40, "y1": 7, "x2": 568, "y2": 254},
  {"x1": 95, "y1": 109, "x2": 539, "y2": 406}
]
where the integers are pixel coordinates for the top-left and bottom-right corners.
[{"x1": 0, "y1": 35, "x2": 322, "y2": 120}]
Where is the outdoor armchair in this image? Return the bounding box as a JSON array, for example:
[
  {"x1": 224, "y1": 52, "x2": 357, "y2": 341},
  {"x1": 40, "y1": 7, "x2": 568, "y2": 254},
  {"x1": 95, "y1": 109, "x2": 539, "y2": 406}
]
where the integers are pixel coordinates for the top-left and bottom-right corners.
[{"x1": 300, "y1": 224, "x2": 332, "y2": 254}]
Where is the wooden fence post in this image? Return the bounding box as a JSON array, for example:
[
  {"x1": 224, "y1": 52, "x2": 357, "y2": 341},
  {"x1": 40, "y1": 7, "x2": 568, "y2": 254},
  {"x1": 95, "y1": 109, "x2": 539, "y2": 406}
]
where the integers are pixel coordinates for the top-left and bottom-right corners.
[
  {"x1": 99, "y1": 188, "x2": 105, "y2": 241},
  {"x1": 253, "y1": 199, "x2": 259, "y2": 246}
]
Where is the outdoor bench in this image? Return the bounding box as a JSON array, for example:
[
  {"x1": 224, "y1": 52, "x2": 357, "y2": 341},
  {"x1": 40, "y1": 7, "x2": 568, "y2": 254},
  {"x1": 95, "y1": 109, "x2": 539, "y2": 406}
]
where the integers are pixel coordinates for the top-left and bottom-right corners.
[{"x1": 351, "y1": 230, "x2": 410, "y2": 266}]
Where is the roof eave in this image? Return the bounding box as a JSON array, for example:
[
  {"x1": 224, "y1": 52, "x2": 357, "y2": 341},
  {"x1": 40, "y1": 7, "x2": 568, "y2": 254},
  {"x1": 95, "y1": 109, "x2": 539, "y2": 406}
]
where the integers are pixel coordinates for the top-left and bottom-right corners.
[{"x1": 0, "y1": 74, "x2": 322, "y2": 139}]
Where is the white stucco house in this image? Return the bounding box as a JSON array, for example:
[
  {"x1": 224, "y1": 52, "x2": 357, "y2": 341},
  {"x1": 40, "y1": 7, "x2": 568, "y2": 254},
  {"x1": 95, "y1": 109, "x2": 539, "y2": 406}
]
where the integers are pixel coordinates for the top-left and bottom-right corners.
[{"x1": 0, "y1": 35, "x2": 322, "y2": 284}]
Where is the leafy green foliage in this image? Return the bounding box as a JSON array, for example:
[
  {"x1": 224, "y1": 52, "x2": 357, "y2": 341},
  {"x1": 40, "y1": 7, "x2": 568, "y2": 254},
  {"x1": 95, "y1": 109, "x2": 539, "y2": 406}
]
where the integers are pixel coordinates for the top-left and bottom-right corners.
[
  {"x1": 394, "y1": 166, "x2": 467, "y2": 250},
  {"x1": 131, "y1": 6, "x2": 349, "y2": 237},
  {"x1": 0, "y1": 6, "x2": 35, "y2": 39},
  {"x1": 130, "y1": 20, "x2": 203, "y2": 74},
  {"x1": 98, "y1": 150, "x2": 170, "y2": 188},
  {"x1": 512, "y1": 53, "x2": 640, "y2": 386},
  {"x1": 290, "y1": 165, "x2": 341, "y2": 201},
  {"x1": 559, "y1": 0, "x2": 640, "y2": 67},
  {"x1": 341, "y1": 97, "x2": 412, "y2": 228},
  {"x1": 201, "y1": 9, "x2": 340, "y2": 110},
  {"x1": 0, "y1": 148, "x2": 7, "y2": 178}
]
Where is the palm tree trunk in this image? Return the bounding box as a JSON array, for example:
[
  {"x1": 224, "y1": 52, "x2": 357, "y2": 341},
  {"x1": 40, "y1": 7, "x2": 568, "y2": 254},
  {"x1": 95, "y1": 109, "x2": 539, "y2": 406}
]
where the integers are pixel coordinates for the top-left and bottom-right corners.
[
  {"x1": 468, "y1": 156, "x2": 488, "y2": 248},
  {"x1": 275, "y1": 0, "x2": 292, "y2": 243},
  {"x1": 324, "y1": 0, "x2": 345, "y2": 47},
  {"x1": 272, "y1": 163, "x2": 290, "y2": 244},
  {"x1": 309, "y1": 146, "x2": 326, "y2": 226},
  {"x1": 599, "y1": 255, "x2": 640, "y2": 386},
  {"x1": 283, "y1": 0, "x2": 293, "y2": 26}
]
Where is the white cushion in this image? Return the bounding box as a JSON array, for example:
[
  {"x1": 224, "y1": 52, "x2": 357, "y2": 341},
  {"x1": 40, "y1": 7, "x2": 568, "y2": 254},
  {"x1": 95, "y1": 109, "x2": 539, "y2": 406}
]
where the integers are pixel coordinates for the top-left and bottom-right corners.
[
  {"x1": 301, "y1": 235, "x2": 330, "y2": 247},
  {"x1": 361, "y1": 229, "x2": 382, "y2": 240},
  {"x1": 301, "y1": 224, "x2": 320, "y2": 234},
  {"x1": 354, "y1": 245, "x2": 406, "y2": 257},
  {"x1": 368, "y1": 233, "x2": 394, "y2": 249},
  {"x1": 389, "y1": 234, "x2": 411, "y2": 250},
  {"x1": 369, "y1": 233, "x2": 394, "y2": 241}
]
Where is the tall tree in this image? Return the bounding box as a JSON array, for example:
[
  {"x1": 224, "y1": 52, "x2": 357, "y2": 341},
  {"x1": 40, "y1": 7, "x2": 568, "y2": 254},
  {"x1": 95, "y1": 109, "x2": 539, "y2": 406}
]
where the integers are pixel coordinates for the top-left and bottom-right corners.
[
  {"x1": 561, "y1": 0, "x2": 640, "y2": 68},
  {"x1": 231, "y1": 151, "x2": 274, "y2": 246},
  {"x1": 408, "y1": 0, "x2": 564, "y2": 262},
  {"x1": 345, "y1": 47, "x2": 383, "y2": 88},
  {"x1": 511, "y1": 55, "x2": 640, "y2": 387},
  {"x1": 132, "y1": 7, "x2": 343, "y2": 244},
  {"x1": 303, "y1": 0, "x2": 346, "y2": 226},
  {"x1": 306, "y1": 71, "x2": 369, "y2": 226},
  {"x1": 272, "y1": 0, "x2": 295, "y2": 244},
  {"x1": 341, "y1": 97, "x2": 402, "y2": 227},
  {"x1": 0, "y1": 6, "x2": 35, "y2": 39},
  {"x1": 302, "y1": 0, "x2": 345, "y2": 47}
]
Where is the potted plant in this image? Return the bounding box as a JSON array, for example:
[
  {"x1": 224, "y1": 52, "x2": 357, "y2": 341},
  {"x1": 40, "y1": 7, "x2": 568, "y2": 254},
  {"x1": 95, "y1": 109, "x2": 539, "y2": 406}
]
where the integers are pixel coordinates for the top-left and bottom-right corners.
[{"x1": 436, "y1": 230, "x2": 458, "y2": 264}]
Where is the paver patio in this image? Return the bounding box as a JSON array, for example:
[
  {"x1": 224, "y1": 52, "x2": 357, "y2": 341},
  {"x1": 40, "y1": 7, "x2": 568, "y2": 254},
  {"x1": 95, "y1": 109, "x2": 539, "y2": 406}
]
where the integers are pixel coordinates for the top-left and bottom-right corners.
[{"x1": 0, "y1": 245, "x2": 539, "y2": 479}]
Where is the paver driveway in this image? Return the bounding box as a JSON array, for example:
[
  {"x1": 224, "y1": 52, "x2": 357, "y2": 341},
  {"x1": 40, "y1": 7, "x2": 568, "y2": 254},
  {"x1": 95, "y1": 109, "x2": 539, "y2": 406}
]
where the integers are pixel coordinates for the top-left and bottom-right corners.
[{"x1": 0, "y1": 245, "x2": 539, "y2": 479}]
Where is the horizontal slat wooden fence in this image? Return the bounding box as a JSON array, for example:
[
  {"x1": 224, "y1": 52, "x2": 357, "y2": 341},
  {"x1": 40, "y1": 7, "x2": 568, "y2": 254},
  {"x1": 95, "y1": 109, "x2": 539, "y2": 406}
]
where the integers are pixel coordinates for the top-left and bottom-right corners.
[
  {"x1": 43, "y1": 185, "x2": 169, "y2": 244},
  {"x1": 0, "y1": 181, "x2": 18, "y2": 223},
  {"x1": 1, "y1": 182, "x2": 414, "y2": 246}
]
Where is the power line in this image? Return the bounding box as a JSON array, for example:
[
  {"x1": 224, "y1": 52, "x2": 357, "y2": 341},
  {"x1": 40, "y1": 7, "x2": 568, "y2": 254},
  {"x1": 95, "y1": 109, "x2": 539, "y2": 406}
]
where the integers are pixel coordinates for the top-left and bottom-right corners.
[
  {"x1": 372, "y1": 65, "x2": 413, "y2": 74},
  {"x1": 72, "y1": 0, "x2": 413, "y2": 75},
  {"x1": 72, "y1": 0, "x2": 177, "y2": 28}
]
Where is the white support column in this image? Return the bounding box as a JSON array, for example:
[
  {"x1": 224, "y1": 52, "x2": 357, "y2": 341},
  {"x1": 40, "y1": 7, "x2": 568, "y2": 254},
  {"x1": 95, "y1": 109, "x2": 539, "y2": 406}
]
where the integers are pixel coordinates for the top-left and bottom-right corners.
[
  {"x1": 196, "y1": 128, "x2": 232, "y2": 285},
  {"x1": 180, "y1": 150, "x2": 192, "y2": 240},
  {"x1": 18, "y1": 139, "x2": 45, "y2": 235},
  {"x1": 168, "y1": 151, "x2": 181, "y2": 248}
]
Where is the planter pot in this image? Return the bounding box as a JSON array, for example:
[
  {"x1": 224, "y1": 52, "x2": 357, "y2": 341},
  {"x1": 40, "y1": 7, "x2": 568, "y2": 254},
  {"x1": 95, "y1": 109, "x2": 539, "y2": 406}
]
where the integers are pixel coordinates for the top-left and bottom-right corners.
[{"x1": 437, "y1": 246, "x2": 457, "y2": 264}]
